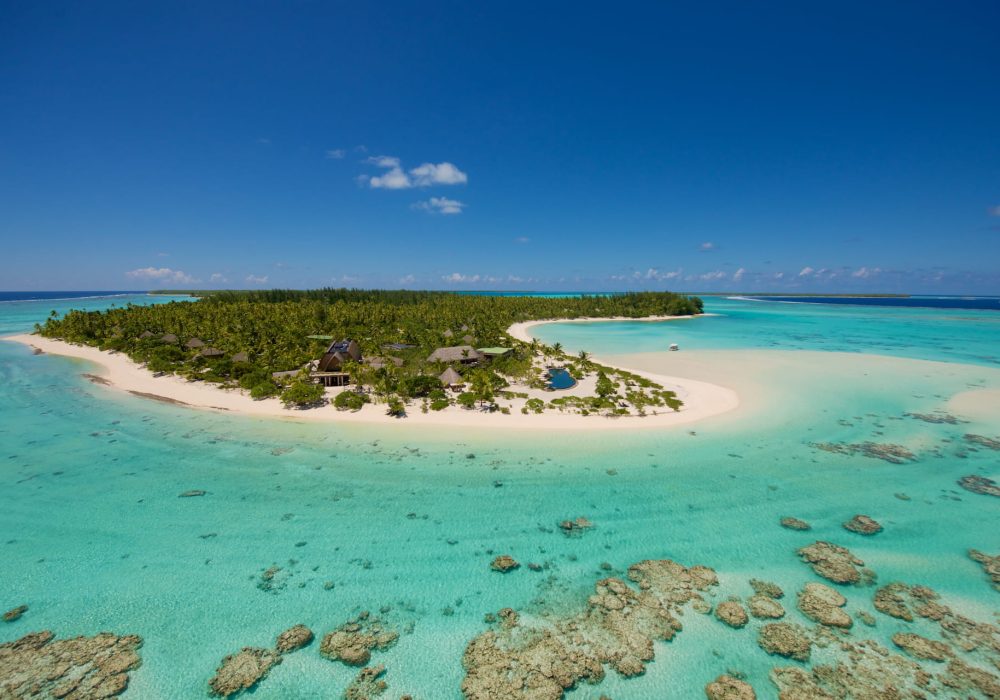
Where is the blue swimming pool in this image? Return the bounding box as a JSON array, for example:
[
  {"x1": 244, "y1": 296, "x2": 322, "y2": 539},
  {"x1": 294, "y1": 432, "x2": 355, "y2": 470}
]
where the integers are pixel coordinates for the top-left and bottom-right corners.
[{"x1": 546, "y1": 367, "x2": 577, "y2": 390}]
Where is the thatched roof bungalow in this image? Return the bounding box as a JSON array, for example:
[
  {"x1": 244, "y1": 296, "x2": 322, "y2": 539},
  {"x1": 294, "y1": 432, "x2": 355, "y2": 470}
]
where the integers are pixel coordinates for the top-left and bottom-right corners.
[
  {"x1": 427, "y1": 345, "x2": 481, "y2": 365},
  {"x1": 160, "y1": 333, "x2": 178, "y2": 344},
  {"x1": 139, "y1": 330, "x2": 154, "y2": 339},
  {"x1": 365, "y1": 356, "x2": 403, "y2": 370},
  {"x1": 439, "y1": 367, "x2": 464, "y2": 388},
  {"x1": 186, "y1": 338, "x2": 205, "y2": 349},
  {"x1": 200, "y1": 347, "x2": 225, "y2": 358},
  {"x1": 317, "y1": 339, "x2": 361, "y2": 372}
]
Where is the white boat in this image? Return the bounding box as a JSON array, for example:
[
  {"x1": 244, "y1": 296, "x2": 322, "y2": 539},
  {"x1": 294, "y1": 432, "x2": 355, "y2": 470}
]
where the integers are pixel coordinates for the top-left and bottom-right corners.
[{"x1": 669, "y1": 343, "x2": 679, "y2": 351}]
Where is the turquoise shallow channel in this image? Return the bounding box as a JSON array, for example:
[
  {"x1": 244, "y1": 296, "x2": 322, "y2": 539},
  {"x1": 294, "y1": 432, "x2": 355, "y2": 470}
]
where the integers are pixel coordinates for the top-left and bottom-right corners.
[{"x1": 1, "y1": 294, "x2": 999, "y2": 698}]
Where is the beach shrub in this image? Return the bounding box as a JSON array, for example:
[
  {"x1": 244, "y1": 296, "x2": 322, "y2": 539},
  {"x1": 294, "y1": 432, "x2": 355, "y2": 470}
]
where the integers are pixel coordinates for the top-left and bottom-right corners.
[
  {"x1": 428, "y1": 388, "x2": 447, "y2": 401},
  {"x1": 430, "y1": 397, "x2": 450, "y2": 411},
  {"x1": 239, "y1": 368, "x2": 272, "y2": 390},
  {"x1": 280, "y1": 380, "x2": 325, "y2": 408},
  {"x1": 524, "y1": 398, "x2": 545, "y2": 414},
  {"x1": 456, "y1": 392, "x2": 477, "y2": 409},
  {"x1": 250, "y1": 381, "x2": 279, "y2": 400},
  {"x1": 595, "y1": 371, "x2": 616, "y2": 399},
  {"x1": 386, "y1": 397, "x2": 406, "y2": 417},
  {"x1": 333, "y1": 390, "x2": 367, "y2": 411},
  {"x1": 400, "y1": 374, "x2": 439, "y2": 398}
]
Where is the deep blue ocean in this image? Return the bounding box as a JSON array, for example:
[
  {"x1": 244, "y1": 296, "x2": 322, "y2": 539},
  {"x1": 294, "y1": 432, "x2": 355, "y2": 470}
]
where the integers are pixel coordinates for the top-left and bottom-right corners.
[
  {"x1": 0, "y1": 291, "x2": 150, "y2": 303},
  {"x1": 738, "y1": 295, "x2": 1000, "y2": 311}
]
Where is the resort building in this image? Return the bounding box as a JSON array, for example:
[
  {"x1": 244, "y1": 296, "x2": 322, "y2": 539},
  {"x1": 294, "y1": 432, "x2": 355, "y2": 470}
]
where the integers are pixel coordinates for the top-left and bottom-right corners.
[
  {"x1": 427, "y1": 345, "x2": 481, "y2": 365},
  {"x1": 313, "y1": 338, "x2": 362, "y2": 387},
  {"x1": 365, "y1": 356, "x2": 404, "y2": 370},
  {"x1": 160, "y1": 333, "x2": 178, "y2": 344},
  {"x1": 438, "y1": 366, "x2": 464, "y2": 389},
  {"x1": 199, "y1": 347, "x2": 225, "y2": 359},
  {"x1": 185, "y1": 337, "x2": 205, "y2": 349},
  {"x1": 477, "y1": 347, "x2": 513, "y2": 362}
]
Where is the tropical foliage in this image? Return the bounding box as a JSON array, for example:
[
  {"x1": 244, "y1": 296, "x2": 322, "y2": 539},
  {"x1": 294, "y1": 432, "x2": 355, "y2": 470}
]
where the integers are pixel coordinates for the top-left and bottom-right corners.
[{"x1": 37, "y1": 288, "x2": 701, "y2": 417}]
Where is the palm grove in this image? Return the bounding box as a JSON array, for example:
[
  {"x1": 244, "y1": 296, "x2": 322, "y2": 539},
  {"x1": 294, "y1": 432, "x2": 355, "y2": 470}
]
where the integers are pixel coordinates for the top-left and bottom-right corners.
[{"x1": 38, "y1": 289, "x2": 702, "y2": 417}]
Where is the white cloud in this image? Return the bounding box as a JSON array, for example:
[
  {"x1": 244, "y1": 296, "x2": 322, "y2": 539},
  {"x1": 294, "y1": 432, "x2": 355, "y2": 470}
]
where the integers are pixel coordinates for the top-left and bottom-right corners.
[
  {"x1": 245, "y1": 274, "x2": 269, "y2": 285},
  {"x1": 514, "y1": 236, "x2": 530, "y2": 243},
  {"x1": 369, "y1": 165, "x2": 412, "y2": 190},
  {"x1": 699, "y1": 270, "x2": 727, "y2": 281},
  {"x1": 988, "y1": 205, "x2": 1000, "y2": 216},
  {"x1": 699, "y1": 242, "x2": 715, "y2": 251},
  {"x1": 413, "y1": 196, "x2": 465, "y2": 215},
  {"x1": 126, "y1": 267, "x2": 197, "y2": 284},
  {"x1": 507, "y1": 275, "x2": 524, "y2": 283},
  {"x1": 798, "y1": 266, "x2": 815, "y2": 277},
  {"x1": 852, "y1": 266, "x2": 881, "y2": 278},
  {"x1": 399, "y1": 274, "x2": 416, "y2": 285},
  {"x1": 442, "y1": 272, "x2": 480, "y2": 283},
  {"x1": 410, "y1": 162, "x2": 468, "y2": 186},
  {"x1": 325, "y1": 149, "x2": 345, "y2": 159},
  {"x1": 363, "y1": 156, "x2": 467, "y2": 190},
  {"x1": 367, "y1": 155, "x2": 401, "y2": 168},
  {"x1": 733, "y1": 267, "x2": 746, "y2": 282},
  {"x1": 210, "y1": 273, "x2": 228, "y2": 283},
  {"x1": 773, "y1": 272, "x2": 785, "y2": 279}
]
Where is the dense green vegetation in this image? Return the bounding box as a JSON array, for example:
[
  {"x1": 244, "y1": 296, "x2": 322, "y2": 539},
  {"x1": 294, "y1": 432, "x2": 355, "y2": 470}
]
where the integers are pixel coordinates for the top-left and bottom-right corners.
[{"x1": 38, "y1": 288, "x2": 701, "y2": 413}]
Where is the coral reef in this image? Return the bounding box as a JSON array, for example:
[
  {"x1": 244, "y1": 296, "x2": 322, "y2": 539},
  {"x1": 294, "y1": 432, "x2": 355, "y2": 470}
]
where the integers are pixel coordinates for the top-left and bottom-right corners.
[
  {"x1": 796, "y1": 582, "x2": 851, "y2": 628},
  {"x1": 748, "y1": 594, "x2": 785, "y2": 619},
  {"x1": 714, "y1": 600, "x2": 749, "y2": 628},
  {"x1": 705, "y1": 674, "x2": 756, "y2": 699},
  {"x1": 969, "y1": 549, "x2": 1000, "y2": 592},
  {"x1": 891, "y1": 632, "x2": 951, "y2": 662},
  {"x1": 275, "y1": 624, "x2": 314, "y2": 653},
  {"x1": 558, "y1": 517, "x2": 593, "y2": 536},
  {"x1": 842, "y1": 514, "x2": 882, "y2": 535},
  {"x1": 490, "y1": 555, "x2": 520, "y2": 573},
  {"x1": 964, "y1": 433, "x2": 1000, "y2": 450},
  {"x1": 2, "y1": 605, "x2": 27, "y2": 622},
  {"x1": 779, "y1": 517, "x2": 810, "y2": 531},
  {"x1": 345, "y1": 664, "x2": 388, "y2": 700},
  {"x1": 797, "y1": 541, "x2": 869, "y2": 585},
  {"x1": 749, "y1": 579, "x2": 783, "y2": 598},
  {"x1": 460, "y1": 559, "x2": 717, "y2": 699},
  {"x1": 811, "y1": 441, "x2": 915, "y2": 463},
  {"x1": 0, "y1": 630, "x2": 142, "y2": 699},
  {"x1": 757, "y1": 623, "x2": 811, "y2": 661},
  {"x1": 209, "y1": 647, "x2": 281, "y2": 697},
  {"x1": 321, "y1": 613, "x2": 398, "y2": 667},
  {"x1": 958, "y1": 475, "x2": 1000, "y2": 497}
]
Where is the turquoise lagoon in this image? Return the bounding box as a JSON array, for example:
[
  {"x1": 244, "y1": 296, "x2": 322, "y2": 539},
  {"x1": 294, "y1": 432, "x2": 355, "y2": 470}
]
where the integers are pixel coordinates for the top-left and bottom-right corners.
[{"x1": 1, "y1": 295, "x2": 998, "y2": 698}]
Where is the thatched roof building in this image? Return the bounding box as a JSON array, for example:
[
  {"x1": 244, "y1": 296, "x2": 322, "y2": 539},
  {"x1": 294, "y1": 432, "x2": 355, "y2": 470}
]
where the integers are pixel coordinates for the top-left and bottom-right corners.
[
  {"x1": 160, "y1": 333, "x2": 178, "y2": 344},
  {"x1": 365, "y1": 356, "x2": 403, "y2": 370},
  {"x1": 139, "y1": 330, "x2": 154, "y2": 339},
  {"x1": 200, "y1": 347, "x2": 225, "y2": 358},
  {"x1": 439, "y1": 367, "x2": 464, "y2": 387},
  {"x1": 317, "y1": 339, "x2": 361, "y2": 372},
  {"x1": 231, "y1": 352, "x2": 249, "y2": 363},
  {"x1": 186, "y1": 338, "x2": 205, "y2": 349},
  {"x1": 427, "y1": 345, "x2": 481, "y2": 364}
]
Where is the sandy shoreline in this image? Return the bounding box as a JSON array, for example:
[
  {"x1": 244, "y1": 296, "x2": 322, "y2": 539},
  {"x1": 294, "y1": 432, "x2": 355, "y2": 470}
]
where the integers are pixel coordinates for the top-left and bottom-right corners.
[
  {"x1": 3, "y1": 320, "x2": 738, "y2": 431},
  {"x1": 506, "y1": 314, "x2": 708, "y2": 344}
]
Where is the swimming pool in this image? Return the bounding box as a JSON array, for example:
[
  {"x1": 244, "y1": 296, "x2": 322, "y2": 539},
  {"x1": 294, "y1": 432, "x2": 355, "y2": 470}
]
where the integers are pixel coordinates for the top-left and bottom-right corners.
[{"x1": 546, "y1": 367, "x2": 577, "y2": 390}]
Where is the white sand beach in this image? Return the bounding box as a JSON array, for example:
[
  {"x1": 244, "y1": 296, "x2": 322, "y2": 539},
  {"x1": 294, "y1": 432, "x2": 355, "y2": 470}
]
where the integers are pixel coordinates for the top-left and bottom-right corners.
[{"x1": 3, "y1": 328, "x2": 740, "y2": 431}]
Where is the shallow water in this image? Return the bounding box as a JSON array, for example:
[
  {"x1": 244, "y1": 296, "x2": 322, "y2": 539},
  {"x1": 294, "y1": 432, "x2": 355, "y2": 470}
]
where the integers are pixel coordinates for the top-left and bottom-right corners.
[{"x1": 1, "y1": 295, "x2": 998, "y2": 698}]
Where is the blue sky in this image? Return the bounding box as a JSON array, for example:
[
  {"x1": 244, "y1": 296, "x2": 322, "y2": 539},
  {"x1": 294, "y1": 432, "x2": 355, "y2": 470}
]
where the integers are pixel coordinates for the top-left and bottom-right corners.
[{"x1": 1, "y1": 2, "x2": 998, "y2": 293}]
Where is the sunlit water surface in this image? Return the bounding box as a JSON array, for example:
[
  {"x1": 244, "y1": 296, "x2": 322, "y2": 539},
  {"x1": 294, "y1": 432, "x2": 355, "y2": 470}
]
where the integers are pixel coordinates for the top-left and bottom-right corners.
[{"x1": 1, "y1": 295, "x2": 998, "y2": 698}]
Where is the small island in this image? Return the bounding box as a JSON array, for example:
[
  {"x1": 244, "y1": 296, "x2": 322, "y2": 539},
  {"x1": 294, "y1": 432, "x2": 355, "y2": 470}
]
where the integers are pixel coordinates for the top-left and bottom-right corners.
[{"x1": 10, "y1": 289, "x2": 739, "y2": 429}]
